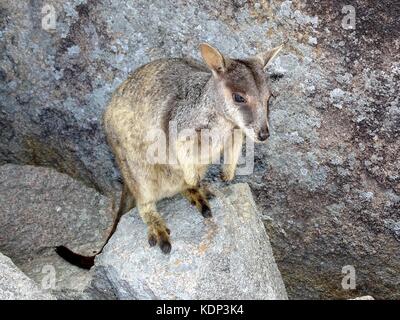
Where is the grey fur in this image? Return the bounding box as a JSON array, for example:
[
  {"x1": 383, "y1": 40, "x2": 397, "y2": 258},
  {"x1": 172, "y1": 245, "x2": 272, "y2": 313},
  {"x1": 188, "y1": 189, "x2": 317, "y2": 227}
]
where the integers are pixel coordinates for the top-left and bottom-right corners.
[{"x1": 103, "y1": 43, "x2": 283, "y2": 253}]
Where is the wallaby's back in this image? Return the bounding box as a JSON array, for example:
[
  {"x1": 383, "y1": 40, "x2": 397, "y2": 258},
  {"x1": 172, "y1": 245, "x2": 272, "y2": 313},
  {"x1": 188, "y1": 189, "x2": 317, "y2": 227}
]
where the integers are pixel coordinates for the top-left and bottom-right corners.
[
  {"x1": 104, "y1": 58, "x2": 210, "y2": 136},
  {"x1": 103, "y1": 58, "x2": 212, "y2": 203}
]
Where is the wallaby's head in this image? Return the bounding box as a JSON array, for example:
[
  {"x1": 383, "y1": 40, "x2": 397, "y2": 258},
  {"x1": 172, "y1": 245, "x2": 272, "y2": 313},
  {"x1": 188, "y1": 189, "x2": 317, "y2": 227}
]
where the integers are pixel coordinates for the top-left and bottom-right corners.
[{"x1": 200, "y1": 43, "x2": 283, "y2": 143}]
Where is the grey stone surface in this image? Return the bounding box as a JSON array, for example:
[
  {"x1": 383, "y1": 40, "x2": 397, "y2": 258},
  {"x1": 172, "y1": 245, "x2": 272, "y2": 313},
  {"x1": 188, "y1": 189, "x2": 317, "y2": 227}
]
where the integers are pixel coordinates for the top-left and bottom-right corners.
[
  {"x1": 0, "y1": 252, "x2": 55, "y2": 300},
  {"x1": 88, "y1": 183, "x2": 288, "y2": 300},
  {"x1": 19, "y1": 253, "x2": 93, "y2": 300},
  {"x1": 0, "y1": 164, "x2": 113, "y2": 298},
  {"x1": 0, "y1": 0, "x2": 399, "y2": 299},
  {"x1": 0, "y1": 164, "x2": 113, "y2": 262}
]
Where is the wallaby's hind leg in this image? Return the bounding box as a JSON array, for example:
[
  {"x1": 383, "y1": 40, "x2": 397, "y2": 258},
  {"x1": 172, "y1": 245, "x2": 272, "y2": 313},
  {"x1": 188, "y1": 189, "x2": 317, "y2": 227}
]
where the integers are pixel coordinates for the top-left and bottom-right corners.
[
  {"x1": 137, "y1": 202, "x2": 171, "y2": 254},
  {"x1": 115, "y1": 151, "x2": 171, "y2": 254},
  {"x1": 182, "y1": 187, "x2": 212, "y2": 218}
]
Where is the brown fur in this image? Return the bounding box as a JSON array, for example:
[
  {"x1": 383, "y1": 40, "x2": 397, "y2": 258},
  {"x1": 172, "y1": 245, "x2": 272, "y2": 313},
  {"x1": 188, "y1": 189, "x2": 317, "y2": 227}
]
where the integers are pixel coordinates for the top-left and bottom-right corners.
[{"x1": 57, "y1": 43, "x2": 283, "y2": 267}]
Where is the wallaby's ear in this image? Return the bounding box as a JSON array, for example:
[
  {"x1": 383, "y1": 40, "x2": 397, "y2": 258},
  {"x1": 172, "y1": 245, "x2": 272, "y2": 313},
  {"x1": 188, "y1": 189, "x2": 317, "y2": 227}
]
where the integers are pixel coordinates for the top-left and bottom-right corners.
[
  {"x1": 255, "y1": 44, "x2": 284, "y2": 69},
  {"x1": 200, "y1": 43, "x2": 226, "y2": 75}
]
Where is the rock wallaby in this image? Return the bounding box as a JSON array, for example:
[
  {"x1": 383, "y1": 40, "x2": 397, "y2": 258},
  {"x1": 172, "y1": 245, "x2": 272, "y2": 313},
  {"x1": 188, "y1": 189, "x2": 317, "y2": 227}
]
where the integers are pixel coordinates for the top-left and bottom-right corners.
[{"x1": 57, "y1": 43, "x2": 283, "y2": 269}]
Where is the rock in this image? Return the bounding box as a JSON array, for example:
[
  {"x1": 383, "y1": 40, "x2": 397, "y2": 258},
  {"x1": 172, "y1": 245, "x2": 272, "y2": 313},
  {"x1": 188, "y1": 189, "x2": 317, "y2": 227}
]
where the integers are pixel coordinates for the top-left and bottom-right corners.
[
  {"x1": 18, "y1": 253, "x2": 94, "y2": 300},
  {"x1": 87, "y1": 184, "x2": 288, "y2": 300},
  {"x1": 0, "y1": 252, "x2": 55, "y2": 300},
  {"x1": 0, "y1": 164, "x2": 113, "y2": 297},
  {"x1": 0, "y1": 164, "x2": 113, "y2": 262},
  {"x1": 0, "y1": 0, "x2": 399, "y2": 299}
]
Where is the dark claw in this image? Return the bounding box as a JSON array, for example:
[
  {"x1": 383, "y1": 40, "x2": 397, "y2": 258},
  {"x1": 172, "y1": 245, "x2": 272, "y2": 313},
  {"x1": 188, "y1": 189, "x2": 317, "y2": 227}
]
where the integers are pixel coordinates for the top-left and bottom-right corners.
[
  {"x1": 160, "y1": 241, "x2": 171, "y2": 254},
  {"x1": 204, "y1": 189, "x2": 215, "y2": 200},
  {"x1": 201, "y1": 205, "x2": 212, "y2": 218},
  {"x1": 148, "y1": 234, "x2": 157, "y2": 247}
]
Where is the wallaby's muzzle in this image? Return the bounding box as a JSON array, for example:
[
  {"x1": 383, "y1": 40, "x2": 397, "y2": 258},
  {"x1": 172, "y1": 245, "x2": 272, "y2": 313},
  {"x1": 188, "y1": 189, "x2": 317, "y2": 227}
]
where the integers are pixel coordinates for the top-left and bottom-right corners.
[{"x1": 257, "y1": 127, "x2": 270, "y2": 142}]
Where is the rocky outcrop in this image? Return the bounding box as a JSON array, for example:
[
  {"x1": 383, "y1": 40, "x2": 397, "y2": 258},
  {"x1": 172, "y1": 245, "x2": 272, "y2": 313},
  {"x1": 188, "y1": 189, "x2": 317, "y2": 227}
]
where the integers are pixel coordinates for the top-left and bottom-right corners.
[
  {"x1": 0, "y1": 164, "x2": 113, "y2": 298},
  {"x1": 0, "y1": 164, "x2": 113, "y2": 263},
  {"x1": 0, "y1": 164, "x2": 286, "y2": 300},
  {"x1": 0, "y1": 252, "x2": 55, "y2": 300},
  {"x1": 87, "y1": 183, "x2": 287, "y2": 300},
  {"x1": 0, "y1": 0, "x2": 399, "y2": 299}
]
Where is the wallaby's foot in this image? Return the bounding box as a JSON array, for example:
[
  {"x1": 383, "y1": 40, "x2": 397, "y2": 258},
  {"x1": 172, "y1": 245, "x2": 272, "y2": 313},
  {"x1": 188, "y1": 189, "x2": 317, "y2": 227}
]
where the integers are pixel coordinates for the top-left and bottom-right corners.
[
  {"x1": 148, "y1": 220, "x2": 171, "y2": 254},
  {"x1": 201, "y1": 184, "x2": 215, "y2": 201},
  {"x1": 138, "y1": 202, "x2": 171, "y2": 254},
  {"x1": 182, "y1": 188, "x2": 212, "y2": 218}
]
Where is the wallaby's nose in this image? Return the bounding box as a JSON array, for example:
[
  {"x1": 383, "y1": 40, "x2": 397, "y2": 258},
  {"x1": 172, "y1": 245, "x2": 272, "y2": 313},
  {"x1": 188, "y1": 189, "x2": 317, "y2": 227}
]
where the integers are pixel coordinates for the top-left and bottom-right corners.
[{"x1": 257, "y1": 128, "x2": 269, "y2": 141}]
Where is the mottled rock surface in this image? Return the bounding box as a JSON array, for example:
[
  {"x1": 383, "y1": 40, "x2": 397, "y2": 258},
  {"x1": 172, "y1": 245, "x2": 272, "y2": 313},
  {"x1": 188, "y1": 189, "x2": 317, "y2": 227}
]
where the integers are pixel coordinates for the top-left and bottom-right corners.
[
  {"x1": 0, "y1": 0, "x2": 399, "y2": 299},
  {"x1": 0, "y1": 252, "x2": 55, "y2": 300},
  {"x1": 88, "y1": 184, "x2": 287, "y2": 300},
  {"x1": 0, "y1": 164, "x2": 113, "y2": 298},
  {"x1": 18, "y1": 253, "x2": 94, "y2": 300},
  {"x1": 0, "y1": 164, "x2": 113, "y2": 262}
]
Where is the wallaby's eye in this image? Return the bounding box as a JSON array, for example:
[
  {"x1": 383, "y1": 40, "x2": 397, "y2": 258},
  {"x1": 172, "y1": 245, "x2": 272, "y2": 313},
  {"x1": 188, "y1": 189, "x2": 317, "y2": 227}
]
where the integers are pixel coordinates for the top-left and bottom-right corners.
[{"x1": 233, "y1": 93, "x2": 246, "y2": 103}]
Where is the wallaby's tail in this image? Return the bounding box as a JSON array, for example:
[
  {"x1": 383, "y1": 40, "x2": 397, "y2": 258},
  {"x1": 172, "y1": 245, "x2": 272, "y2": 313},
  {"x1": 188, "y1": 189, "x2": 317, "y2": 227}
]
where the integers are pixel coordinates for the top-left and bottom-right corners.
[
  {"x1": 55, "y1": 184, "x2": 135, "y2": 270},
  {"x1": 55, "y1": 246, "x2": 95, "y2": 270},
  {"x1": 55, "y1": 216, "x2": 118, "y2": 270}
]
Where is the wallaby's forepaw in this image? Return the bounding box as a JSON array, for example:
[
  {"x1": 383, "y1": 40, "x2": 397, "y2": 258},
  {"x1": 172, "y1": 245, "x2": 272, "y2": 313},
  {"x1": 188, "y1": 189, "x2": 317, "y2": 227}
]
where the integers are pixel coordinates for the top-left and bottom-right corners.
[
  {"x1": 183, "y1": 188, "x2": 213, "y2": 218},
  {"x1": 148, "y1": 223, "x2": 171, "y2": 254},
  {"x1": 201, "y1": 184, "x2": 215, "y2": 201},
  {"x1": 185, "y1": 177, "x2": 200, "y2": 188},
  {"x1": 182, "y1": 169, "x2": 201, "y2": 188},
  {"x1": 221, "y1": 169, "x2": 235, "y2": 182}
]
